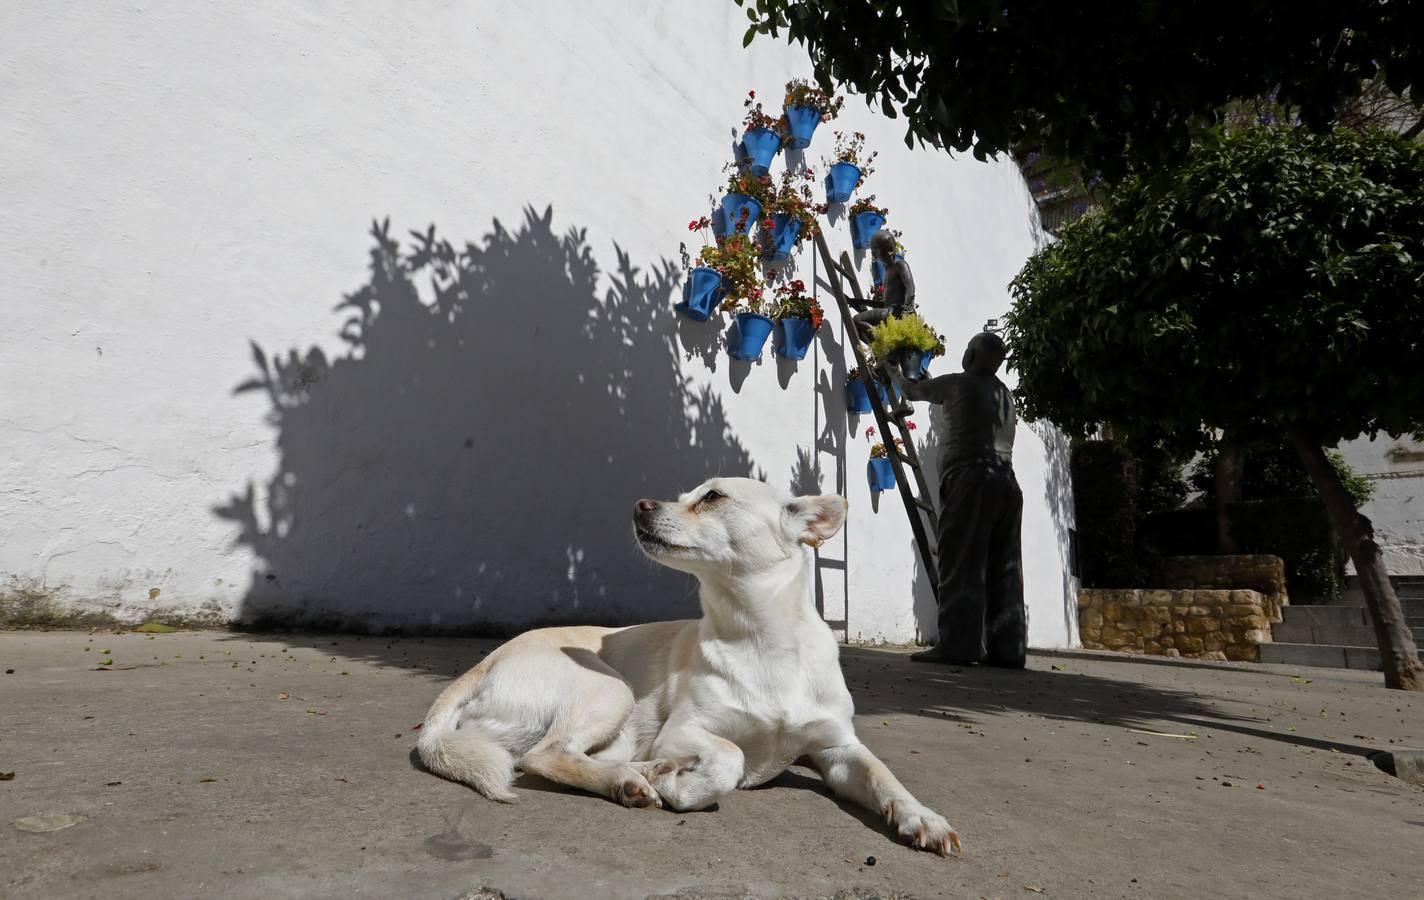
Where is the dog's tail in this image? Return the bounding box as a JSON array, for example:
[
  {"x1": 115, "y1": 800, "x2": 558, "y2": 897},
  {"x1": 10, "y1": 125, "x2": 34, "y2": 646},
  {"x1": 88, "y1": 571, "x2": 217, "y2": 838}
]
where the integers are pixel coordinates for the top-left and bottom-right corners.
[{"x1": 416, "y1": 663, "x2": 517, "y2": 803}]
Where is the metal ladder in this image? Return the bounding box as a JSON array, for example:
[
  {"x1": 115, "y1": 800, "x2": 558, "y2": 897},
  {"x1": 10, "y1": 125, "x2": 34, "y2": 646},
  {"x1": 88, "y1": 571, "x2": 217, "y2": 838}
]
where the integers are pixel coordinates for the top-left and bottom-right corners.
[{"x1": 813, "y1": 230, "x2": 940, "y2": 607}]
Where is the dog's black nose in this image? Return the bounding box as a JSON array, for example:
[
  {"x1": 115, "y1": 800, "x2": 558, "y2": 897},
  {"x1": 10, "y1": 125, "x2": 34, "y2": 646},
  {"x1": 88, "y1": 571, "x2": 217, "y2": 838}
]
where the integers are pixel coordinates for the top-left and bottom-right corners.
[{"x1": 634, "y1": 499, "x2": 658, "y2": 525}]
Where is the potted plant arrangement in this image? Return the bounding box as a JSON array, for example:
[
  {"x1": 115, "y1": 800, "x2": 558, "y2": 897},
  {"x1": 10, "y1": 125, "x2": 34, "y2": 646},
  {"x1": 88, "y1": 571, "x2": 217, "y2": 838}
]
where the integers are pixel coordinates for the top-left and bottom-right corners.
[
  {"x1": 704, "y1": 236, "x2": 772, "y2": 360},
  {"x1": 866, "y1": 428, "x2": 904, "y2": 493},
  {"x1": 676, "y1": 215, "x2": 726, "y2": 321},
  {"x1": 717, "y1": 165, "x2": 773, "y2": 238},
  {"x1": 823, "y1": 131, "x2": 877, "y2": 204},
  {"x1": 848, "y1": 195, "x2": 889, "y2": 249},
  {"x1": 770, "y1": 278, "x2": 823, "y2": 360},
  {"x1": 740, "y1": 90, "x2": 783, "y2": 177},
  {"x1": 781, "y1": 78, "x2": 843, "y2": 150},
  {"x1": 868, "y1": 312, "x2": 940, "y2": 380},
  {"x1": 758, "y1": 170, "x2": 823, "y2": 261}
]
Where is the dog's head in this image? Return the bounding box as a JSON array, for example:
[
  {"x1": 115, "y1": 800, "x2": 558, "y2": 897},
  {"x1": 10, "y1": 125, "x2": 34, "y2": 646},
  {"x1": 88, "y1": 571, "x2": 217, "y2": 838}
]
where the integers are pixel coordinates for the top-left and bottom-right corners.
[{"x1": 632, "y1": 477, "x2": 847, "y2": 577}]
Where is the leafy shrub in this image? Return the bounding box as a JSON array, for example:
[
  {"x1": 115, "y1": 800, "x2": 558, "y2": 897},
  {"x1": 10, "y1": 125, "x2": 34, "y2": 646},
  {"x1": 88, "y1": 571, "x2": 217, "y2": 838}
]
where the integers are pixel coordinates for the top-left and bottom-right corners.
[{"x1": 868, "y1": 312, "x2": 938, "y2": 358}]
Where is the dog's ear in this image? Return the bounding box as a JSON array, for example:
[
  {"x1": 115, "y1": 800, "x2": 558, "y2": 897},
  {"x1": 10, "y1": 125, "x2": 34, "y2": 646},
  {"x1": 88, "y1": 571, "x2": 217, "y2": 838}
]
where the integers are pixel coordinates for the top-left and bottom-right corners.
[{"x1": 784, "y1": 495, "x2": 848, "y2": 547}]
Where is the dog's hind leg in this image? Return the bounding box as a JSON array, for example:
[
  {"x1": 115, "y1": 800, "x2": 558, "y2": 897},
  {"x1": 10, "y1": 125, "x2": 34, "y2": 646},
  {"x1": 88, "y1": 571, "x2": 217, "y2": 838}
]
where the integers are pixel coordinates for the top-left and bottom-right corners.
[{"x1": 516, "y1": 652, "x2": 660, "y2": 808}]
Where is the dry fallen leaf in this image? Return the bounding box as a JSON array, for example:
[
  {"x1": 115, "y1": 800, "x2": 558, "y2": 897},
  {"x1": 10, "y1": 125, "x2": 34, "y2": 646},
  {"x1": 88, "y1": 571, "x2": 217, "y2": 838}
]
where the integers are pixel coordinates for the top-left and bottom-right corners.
[
  {"x1": 0, "y1": 772, "x2": 14, "y2": 781},
  {"x1": 14, "y1": 814, "x2": 88, "y2": 833},
  {"x1": 1024, "y1": 887, "x2": 1045, "y2": 894},
  {"x1": 276, "y1": 692, "x2": 289, "y2": 701}
]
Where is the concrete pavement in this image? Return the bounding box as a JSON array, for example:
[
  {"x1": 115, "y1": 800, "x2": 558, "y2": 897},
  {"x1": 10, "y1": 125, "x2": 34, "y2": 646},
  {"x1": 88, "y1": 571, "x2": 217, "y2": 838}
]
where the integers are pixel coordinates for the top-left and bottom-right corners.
[{"x1": 2, "y1": 629, "x2": 1422, "y2": 899}]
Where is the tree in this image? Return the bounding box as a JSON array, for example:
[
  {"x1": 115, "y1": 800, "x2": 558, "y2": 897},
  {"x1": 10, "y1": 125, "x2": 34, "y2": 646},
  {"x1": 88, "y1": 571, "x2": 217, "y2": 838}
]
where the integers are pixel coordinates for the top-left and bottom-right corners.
[
  {"x1": 1003, "y1": 127, "x2": 1424, "y2": 690},
  {"x1": 736, "y1": 1, "x2": 1423, "y2": 177}
]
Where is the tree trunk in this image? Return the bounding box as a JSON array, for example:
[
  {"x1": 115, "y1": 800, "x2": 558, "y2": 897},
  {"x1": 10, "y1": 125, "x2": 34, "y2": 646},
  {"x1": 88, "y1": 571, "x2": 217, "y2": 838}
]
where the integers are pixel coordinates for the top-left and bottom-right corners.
[
  {"x1": 1288, "y1": 429, "x2": 1424, "y2": 691},
  {"x1": 1214, "y1": 435, "x2": 1245, "y2": 554}
]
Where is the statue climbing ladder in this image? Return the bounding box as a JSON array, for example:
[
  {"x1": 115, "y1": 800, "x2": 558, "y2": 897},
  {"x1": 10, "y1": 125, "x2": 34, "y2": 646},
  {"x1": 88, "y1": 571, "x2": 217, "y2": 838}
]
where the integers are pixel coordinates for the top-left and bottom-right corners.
[{"x1": 813, "y1": 229, "x2": 940, "y2": 609}]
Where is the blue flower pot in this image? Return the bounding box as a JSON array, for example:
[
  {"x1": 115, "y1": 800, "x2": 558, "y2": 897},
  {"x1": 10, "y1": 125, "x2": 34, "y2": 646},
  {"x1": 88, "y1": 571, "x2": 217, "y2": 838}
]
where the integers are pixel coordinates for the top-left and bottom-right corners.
[
  {"x1": 763, "y1": 213, "x2": 801, "y2": 260},
  {"x1": 742, "y1": 127, "x2": 782, "y2": 177},
  {"x1": 720, "y1": 193, "x2": 763, "y2": 236},
  {"x1": 896, "y1": 347, "x2": 927, "y2": 380},
  {"x1": 920, "y1": 351, "x2": 934, "y2": 374},
  {"x1": 675, "y1": 266, "x2": 725, "y2": 322},
  {"x1": 846, "y1": 377, "x2": 873, "y2": 414},
  {"x1": 784, "y1": 106, "x2": 821, "y2": 150},
  {"x1": 826, "y1": 161, "x2": 861, "y2": 203},
  {"x1": 710, "y1": 205, "x2": 729, "y2": 238},
  {"x1": 851, "y1": 211, "x2": 886, "y2": 249},
  {"x1": 775, "y1": 316, "x2": 817, "y2": 360},
  {"x1": 730, "y1": 312, "x2": 775, "y2": 360},
  {"x1": 868, "y1": 457, "x2": 896, "y2": 493}
]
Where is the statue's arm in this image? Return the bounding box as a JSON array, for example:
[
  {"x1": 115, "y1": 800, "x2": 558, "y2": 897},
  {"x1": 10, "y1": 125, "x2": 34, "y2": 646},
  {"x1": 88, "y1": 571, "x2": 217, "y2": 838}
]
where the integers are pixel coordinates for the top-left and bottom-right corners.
[
  {"x1": 892, "y1": 371, "x2": 956, "y2": 403},
  {"x1": 893, "y1": 260, "x2": 915, "y2": 305}
]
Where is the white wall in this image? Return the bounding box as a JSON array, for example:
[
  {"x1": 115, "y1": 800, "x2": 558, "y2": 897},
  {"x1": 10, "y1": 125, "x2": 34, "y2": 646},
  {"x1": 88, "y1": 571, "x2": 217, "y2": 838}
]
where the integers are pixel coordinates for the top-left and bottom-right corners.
[
  {"x1": 1338, "y1": 436, "x2": 1424, "y2": 575},
  {"x1": 1, "y1": 0, "x2": 1076, "y2": 645}
]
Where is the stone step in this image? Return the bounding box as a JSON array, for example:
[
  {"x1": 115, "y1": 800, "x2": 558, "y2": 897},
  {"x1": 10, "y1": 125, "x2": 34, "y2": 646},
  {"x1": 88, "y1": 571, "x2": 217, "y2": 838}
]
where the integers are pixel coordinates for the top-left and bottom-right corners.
[
  {"x1": 1280, "y1": 605, "x2": 1424, "y2": 629},
  {"x1": 1258, "y1": 642, "x2": 1381, "y2": 671},
  {"x1": 1272, "y1": 621, "x2": 1424, "y2": 646},
  {"x1": 1336, "y1": 590, "x2": 1424, "y2": 614}
]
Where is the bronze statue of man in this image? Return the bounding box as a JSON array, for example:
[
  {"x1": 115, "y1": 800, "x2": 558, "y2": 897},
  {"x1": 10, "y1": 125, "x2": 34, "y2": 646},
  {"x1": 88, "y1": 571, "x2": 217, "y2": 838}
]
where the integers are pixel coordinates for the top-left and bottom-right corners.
[
  {"x1": 853, "y1": 230, "x2": 915, "y2": 345},
  {"x1": 890, "y1": 330, "x2": 1026, "y2": 668}
]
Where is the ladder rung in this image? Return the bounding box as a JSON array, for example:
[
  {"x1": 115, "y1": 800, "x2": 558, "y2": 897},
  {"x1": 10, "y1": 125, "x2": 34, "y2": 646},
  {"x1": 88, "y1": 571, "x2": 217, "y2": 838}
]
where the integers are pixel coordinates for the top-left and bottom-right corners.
[
  {"x1": 894, "y1": 449, "x2": 920, "y2": 468},
  {"x1": 913, "y1": 498, "x2": 936, "y2": 515}
]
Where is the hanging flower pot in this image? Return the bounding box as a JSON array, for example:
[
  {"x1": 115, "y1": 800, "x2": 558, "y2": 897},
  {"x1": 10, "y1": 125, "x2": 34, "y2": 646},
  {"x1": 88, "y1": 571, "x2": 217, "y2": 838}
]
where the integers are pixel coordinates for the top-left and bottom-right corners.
[
  {"x1": 783, "y1": 106, "x2": 822, "y2": 150},
  {"x1": 720, "y1": 193, "x2": 763, "y2": 236},
  {"x1": 891, "y1": 346, "x2": 927, "y2": 381},
  {"x1": 710, "y1": 205, "x2": 729, "y2": 238},
  {"x1": 729, "y1": 312, "x2": 775, "y2": 360},
  {"x1": 920, "y1": 350, "x2": 934, "y2": 375},
  {"x1": 741, "y1": 127, "x2": 782, "y2": 177},
  {"x1": 775, "y1": 316, "x2": 817, "y2": 360},
  {"x1": 762, "y1": 213, "x2": 802, "y2": 261},
  {"x1": 846, "y1": 376, "x2": 874, "y2": 414},
  {"x1": 868, "y1": 457, "x2": 896, "y2": 493},
  {"x1": 850, "y1": 210, "x2": 886, "y2": 249},
  {"x1": 825, "y1": 161, "x2": 861, "y2": 204},
  {"x1": 675, "y1": 266, "x2": 726, "y2": 322}
]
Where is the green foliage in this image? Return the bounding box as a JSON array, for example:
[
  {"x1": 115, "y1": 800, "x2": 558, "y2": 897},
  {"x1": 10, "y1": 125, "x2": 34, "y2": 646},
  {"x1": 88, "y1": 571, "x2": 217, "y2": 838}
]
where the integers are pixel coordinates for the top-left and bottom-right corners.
[
  {"x1": 869, "y1": 312, "x2": 939, "y2": 358},
  {"x1": 1189, "y1": 443, "x2": 1375, "y2": 508},
  {"x1": 1134, "y1": 443, "x2": 1191, "y2": 516},
  {"x1": 1005, "y1": 127, "x2": 1424, "y2": 457},
  {"x1": 1141, "y1": 499, "x2": 1347, "y2": 601},
  {"x1": 1070, "y1": 441, "x2": 1140, "y2": 587},
  {"x1": 738, "y1": 0, "x2": 1423, "y2": 178}
]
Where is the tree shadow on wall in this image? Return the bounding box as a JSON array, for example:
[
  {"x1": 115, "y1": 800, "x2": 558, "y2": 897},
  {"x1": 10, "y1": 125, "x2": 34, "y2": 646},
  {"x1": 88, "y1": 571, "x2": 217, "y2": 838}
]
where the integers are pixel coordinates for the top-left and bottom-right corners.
[{"x1": 216, "y1": 207, "x2": 756, "y2": 637}]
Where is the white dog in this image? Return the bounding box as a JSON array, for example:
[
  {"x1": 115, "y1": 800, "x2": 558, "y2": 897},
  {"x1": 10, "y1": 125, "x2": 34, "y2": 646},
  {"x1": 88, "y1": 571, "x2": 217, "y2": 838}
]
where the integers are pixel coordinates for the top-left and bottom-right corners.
[{"x1": 418, "y1": 477, "x2": 960, "y2": 855}]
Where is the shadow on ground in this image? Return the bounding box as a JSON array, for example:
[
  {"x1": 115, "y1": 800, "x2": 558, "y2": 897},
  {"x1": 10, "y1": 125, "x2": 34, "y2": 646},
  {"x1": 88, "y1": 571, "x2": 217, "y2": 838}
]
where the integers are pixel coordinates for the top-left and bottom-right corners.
[{"x1": 215, "y1": 208, "x2": 759, "y2": 661}]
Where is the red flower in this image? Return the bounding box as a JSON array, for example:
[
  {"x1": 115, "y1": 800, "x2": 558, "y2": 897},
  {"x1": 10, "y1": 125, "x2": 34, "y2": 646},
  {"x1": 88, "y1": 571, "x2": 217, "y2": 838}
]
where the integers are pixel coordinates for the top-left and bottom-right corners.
[
  {"x1": 749, "y1": 90, "x2": 756, "y2": 99},
  {"x1": 763, "y1": 217, "x2": 775, "y2": 229},
  {"x1": 906, "y1": 420, "x2": 918, "y2": 430},
  {"x1": 865, "y1": 426, "x2": 876, "y2": 439}
]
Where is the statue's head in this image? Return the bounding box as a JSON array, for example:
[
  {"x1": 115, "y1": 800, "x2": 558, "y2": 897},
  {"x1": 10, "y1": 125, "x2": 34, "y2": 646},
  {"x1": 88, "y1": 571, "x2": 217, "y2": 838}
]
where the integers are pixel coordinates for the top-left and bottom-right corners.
[
  {"x1": 869, "y1": 230, "x2": 896, "y2": 263},
  {"x1": 962, "y1": 332, "x2": 1007, "y2": 375}
]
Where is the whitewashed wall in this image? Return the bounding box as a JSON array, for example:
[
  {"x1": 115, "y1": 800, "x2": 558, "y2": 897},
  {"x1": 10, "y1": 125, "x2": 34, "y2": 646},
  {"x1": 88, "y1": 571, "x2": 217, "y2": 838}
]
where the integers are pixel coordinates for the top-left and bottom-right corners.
[
  {"x1": 1338, "y1": 436, "x2": 1424, "y2": 575},
  {"x1": 0, "y1": 0, "x2": 1076, "y2": 646}
]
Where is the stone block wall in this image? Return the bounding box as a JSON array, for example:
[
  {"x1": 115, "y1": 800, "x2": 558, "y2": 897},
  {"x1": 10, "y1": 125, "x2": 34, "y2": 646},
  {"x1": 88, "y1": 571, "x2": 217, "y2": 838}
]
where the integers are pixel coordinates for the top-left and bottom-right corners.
[
  {"x1": 1151, "y1": 555, "x2": 1288, "y2": 622},
  {"x1": 1077, "y1": 588, "x2": 1274, "y2": 662}
]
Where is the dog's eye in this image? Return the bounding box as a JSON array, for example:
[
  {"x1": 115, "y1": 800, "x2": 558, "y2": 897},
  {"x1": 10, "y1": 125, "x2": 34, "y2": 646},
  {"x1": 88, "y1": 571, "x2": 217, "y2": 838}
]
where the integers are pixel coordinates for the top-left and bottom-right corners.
[{"x1": 700, "y1": 490, "x2": 725, "y2": 505}]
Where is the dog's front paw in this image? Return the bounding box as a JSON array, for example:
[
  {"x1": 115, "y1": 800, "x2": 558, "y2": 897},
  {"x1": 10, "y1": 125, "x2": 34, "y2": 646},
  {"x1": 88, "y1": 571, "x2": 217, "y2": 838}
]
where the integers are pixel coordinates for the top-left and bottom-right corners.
[
  {"x1": 884, "y1": 800, "x2": 961, "y2": 856},
  {"x1": 615, "y1": 771, "x2": 662, "y2": 809}
]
